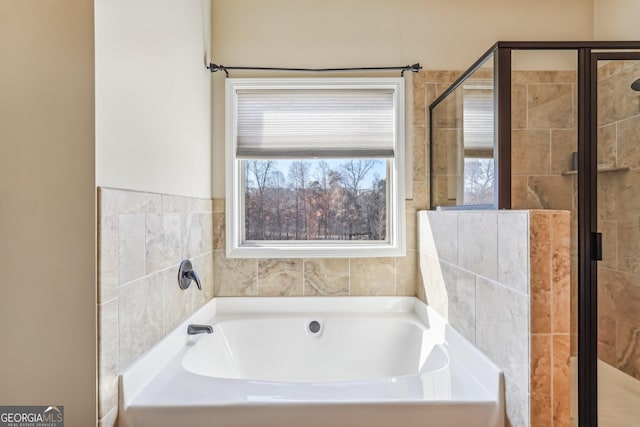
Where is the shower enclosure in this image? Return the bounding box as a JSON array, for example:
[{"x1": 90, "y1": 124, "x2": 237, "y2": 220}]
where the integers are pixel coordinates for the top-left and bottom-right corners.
[{"x1": 429, "y1": 42, "x2": 640, "y2": 427}]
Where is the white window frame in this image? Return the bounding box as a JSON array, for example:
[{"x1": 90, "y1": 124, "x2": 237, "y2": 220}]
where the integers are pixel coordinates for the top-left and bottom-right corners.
[{"x1": 225, "y1": 78, "x2": 405, "y2": 258}]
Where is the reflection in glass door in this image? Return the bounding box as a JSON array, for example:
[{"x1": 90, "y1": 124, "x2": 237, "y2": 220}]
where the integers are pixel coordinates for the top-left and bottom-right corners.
[{"x1": 595, "y1": 56, "x2": 640, "y2": 426}]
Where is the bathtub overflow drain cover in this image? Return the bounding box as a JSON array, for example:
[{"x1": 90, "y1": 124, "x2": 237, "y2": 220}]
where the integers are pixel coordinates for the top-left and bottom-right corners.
[{"x1": 309, "y1": 320, "x2": 321, "y2": 334}]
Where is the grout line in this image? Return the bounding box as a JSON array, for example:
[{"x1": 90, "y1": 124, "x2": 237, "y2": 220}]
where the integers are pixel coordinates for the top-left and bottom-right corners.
[
  {"x1": 98, "y1": 296, "x2": 118, "y2": 306},
  {"x1": 302, "y1": 258, "x2": 306, "y2": 296},
  {"x1": 393, "y1": 256, "x2": 397, "y2": 296},
  {"x1": 348, "y1": 258, "x2": 351, "y2": 296},
  {"x1": 551, "y1": 333, "x2": 555, "y2": 425},
  {"x1": 434, "y1": 256, "x2": 531, "y2": 299},
  {"x1": 255, "y1": 258, "x2": 259, "y2": 296},
  {"x1": 525, "y1": 84, "x2": 529, "y2": 129}
]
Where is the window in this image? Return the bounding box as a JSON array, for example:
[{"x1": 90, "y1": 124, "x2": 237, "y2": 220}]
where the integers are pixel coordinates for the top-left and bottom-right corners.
[
  {"x1": 226, "y1": 78, "x2": 405, "y2": 258},
  {"x1": 462, "y1": 85, "x2": 495, "y2": 206}
]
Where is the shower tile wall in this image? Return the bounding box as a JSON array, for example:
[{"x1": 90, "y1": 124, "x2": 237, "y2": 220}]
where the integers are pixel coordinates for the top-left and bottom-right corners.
[
  {"x1": 97, "y1": 188, "x2": 215, "y2": 427},
  {"x1": 418, "y1": 209, "x2": 571, "y2": 427},
  {"x1": 510, "y1": 70, "x2": 579, "y2": 359},
  {"x1": 596, "y1": 61, "x2": 640, "y2": 381}
]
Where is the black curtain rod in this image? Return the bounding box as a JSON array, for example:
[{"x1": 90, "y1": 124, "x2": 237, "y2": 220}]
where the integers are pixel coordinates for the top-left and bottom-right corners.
[{"x1": 207, "y1": 63, "x2": 422, "y2": 77}]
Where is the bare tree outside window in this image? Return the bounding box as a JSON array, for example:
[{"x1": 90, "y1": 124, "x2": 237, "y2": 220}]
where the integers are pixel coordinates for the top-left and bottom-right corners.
[
  {"x1": 244, "y1": 159, "x2": 387, "y2": 241},
  {"x1": 463, "y1": 158, "x2": 494, "y2": 205}
]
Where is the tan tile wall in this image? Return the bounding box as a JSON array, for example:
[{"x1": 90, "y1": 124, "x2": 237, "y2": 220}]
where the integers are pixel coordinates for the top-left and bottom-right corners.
[
  {"x1": 418, "y1": 209, "x2": 571, "y2": 427},
  {"x1": 529, "y1": 211, "x2": 571, "y2": 427},
  {"x1": 510, "y1": 70, "x2": 579, "y2": 362},
  {"x1": 595, "y1": 61, "x2": 640, "y2": 381},
  {"x1": 97, "y1": 188, "x2": 215, "y2": 427},
  {"x1": 211, "y1": 200, "x2": 417, "y2": 296}
]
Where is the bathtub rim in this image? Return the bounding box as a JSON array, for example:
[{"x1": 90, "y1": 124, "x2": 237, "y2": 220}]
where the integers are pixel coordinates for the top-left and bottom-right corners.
[{"x1": 119, "y1": 296, "x2": 504, "y2": 420}]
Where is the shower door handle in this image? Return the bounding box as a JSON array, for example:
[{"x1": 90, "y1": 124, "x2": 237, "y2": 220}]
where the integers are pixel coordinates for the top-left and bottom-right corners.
[{"x1": 592, "y1": 232, "x2": 603, "y2": 261}]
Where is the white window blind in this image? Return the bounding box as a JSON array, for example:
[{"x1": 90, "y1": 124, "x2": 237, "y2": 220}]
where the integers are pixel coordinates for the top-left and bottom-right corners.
[
  {"x1": 236, "y1": 89, "x2": 396, "y2": 158},
  {"x1": 462, "y1": 88, "x2": 495, "y2": 149}
]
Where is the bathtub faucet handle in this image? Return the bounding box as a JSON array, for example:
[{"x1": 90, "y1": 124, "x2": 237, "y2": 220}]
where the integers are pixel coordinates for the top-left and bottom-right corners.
[{"x1": 178, "y1": 259, "x2": 202, "y2": 290}]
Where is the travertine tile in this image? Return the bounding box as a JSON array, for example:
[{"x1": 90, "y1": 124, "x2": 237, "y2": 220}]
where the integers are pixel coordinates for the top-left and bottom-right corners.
[
  {"x1": 161, "y1": 194, "x2": 193, "y2": 213},
  {"x1": 598, "y1": 267, "x2": 640, "y2": 328},
  {"x1": 600, "y1": 220, "x2": 617, "y2": 270},
  {"x1": 527, "y1": 176, "x2": 573, "y2": 211},
  {"x1": 511, "y1": 176, "x2": 539, "y2": 210},
  {"x1": 98, "y1": 190, "x2": 119, "y2": 303},
  {"x1": 406, "y1": 211, "x2": 417, "y2": 251},
  {"x1": 598, "y1": 65, "x2": 640, "y2": 125},
  {"x1": 409, "y1": 180, "x2": 429, "y2": 211},
  {"x1": 617, "y1": 115, "x2": 640, "y2": 169},
  {"x1": 213, "y1": 198, "x2": 225, "y2": 213},
  {"x1": 425, "y1": 83, "x2": 437, "y2": 109},
  {"x1": 181, "y1": 212, "x2": 213, "y2": 258},
  {"x1": 98, "y1": 407, "x2": 118, "y2": 427},
  {"x1": 458, "y1": 212, "x2": 498, "y2": 280},
  {"x1": 214, "y1": 252, "x2": 257, "y2": 296},
  {"x1": 551, "y1": 130, "x2": 577, "y2": 174},
  {"x1": 512, "y1": 130, "x2": 551, "y2": 175},
  {"x1": 145, "y1": 213, "x2": 181, "y2": 274},
  {"x1": 531, "y1": 334, "x2": 552, "y2": 427},
  {"x1": 597, "y1": 124, "x2": 617, "y2": 168},
  {"x1": 419, "y1": 211, "x2": 458, "y2": 265},
  {"x1": 551, "y1": 212, "x2": 571, "y2": 334},
  {"x1": 212, "y1": 212, "x2": 225, "y2": 251},
  {"x1": 423, "y1": 70, "x2": 461, "y2": 84},
  {"x1": 192, "y1": 252, "x2": 214, "y2": 307},
  {"x1": 504, "y1": 375, "x2": 529, "y2": 427},
  {"x1": 617, "y1": 221, "x2": 640, "y2": 274},
  {"x1": 432, "y1": 88, "x2": 460, "y2": 129},
  {"x1": 512, "y1": 71, "x2": 576, "y2": 85},
  {"x1": 553, "y1": 334, "x2": 571, "y2": 427},
  {"x1": 162, "y1": 267, "x2": 193, "y2": 334},
  {"x1": 413, "y1": 82, "x2": 426, "y2": 127},
  {"x1": 598, "y1": 315, "x2": 617, "y2": 366},
  {"x1": 106, "y1": 188, "x2": 162, "y2": 214},
  {"x1": 530, "y1": 212, "x2": 551, "y2": 333},
  {"x1": 397, "y1": 250, "x2": 418, "y2": 296},
  {"x1": 304, "y1": 259, "x2": 349, "y2": 296},
  {"x1": 258, "y1": 259, "x2": 303, "y2": 296},
  {"x1": 498, "y1": 212, "x2": 529, "y2": 294},
  {"x1": 432, "y1": 174, "x2": 455, "y2": 209},
  {"x1": 413, "y1": 126, "x2": 427, "y2": 180},
  {"x1": 118, "y1": 213, "x2": 145, "y2": 285},
  {"x1": 476, "y1": 277, "x2": 529, "y2": 391},
  {"x1": 442, "y1": 263, "x2": 476, "y2": 344},
  {"x1": 512, "y1": 84, "x2": 527, "y2": 129},
  {"x1": 350, "y1": 258, "x2": 395, "y2": 296},
  {"x1": 617, "y1": 321, "x2": 640, "y2": 380},
  {"x1": 118, "y1": 274, "x2": 164, "y2": 369},
  {"x1": 98, "y1": 300, "x2": 118, "y2": 419},
  {"x1": 419, "y1": 254, "x2": 445, "y2": 310},
  {"x1": 431, "y1": 128, "x2": 460, "y2": 175},
  {"x1": 527, "y1": 84, "x2": 573, "y2": 129}
]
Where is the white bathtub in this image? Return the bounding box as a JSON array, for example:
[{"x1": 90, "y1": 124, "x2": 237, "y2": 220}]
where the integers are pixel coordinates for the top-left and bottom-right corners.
[{"x1": 119, "y1": 297, "x2": 504, "y2": 427}]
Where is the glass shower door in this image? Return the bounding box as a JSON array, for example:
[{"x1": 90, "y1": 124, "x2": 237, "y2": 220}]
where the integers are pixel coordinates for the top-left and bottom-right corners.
[{"x1": 595, "y1": 56, "x2": 640, "y2": 426}]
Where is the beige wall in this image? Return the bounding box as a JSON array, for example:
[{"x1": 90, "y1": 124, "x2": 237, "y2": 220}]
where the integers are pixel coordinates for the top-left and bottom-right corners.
[
  {"x1": 211, "y1": 0, "x2": 594, "y2": 197},
  {"x1": 95, "y1": 0, "x2": 212, "y2": 199},
  {"x1": 0, "y1": 1, "x2": 97, "y2": 426},
  {"x1": 594, "y1": 0, "x2": 640, "y2": 39}
]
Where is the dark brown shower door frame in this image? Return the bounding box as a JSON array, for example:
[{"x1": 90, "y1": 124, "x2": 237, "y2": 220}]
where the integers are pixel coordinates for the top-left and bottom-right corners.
[{"x1": 581, "y1": 49, "x2": 640, "y2": 427}]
